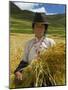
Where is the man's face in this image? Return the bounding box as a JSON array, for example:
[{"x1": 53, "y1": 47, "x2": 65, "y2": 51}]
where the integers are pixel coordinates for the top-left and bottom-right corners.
[{"x1": 33, "y1": 22, "x2": 45, "y2": 39}]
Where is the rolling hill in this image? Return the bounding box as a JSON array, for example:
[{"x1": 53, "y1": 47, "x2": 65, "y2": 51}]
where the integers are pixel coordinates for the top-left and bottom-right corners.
[{"x1": 9, "y1": 1, "x2": 66, "y2": 35}]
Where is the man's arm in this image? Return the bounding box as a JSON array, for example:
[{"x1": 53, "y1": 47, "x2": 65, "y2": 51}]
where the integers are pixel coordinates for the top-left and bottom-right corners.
[
  {"x1": 14, "y1": 60, "x2": 28, "y2": 81},
  {"x1": 49, "y1": 38, "x2": 56, "y2": 47},
  {"x1": 14, "y1": 60, "x2": 28, "y2": 73},
  {"x1": 14, "y1": 41, "x2": 30, "y2": 73},
  {"x1": 14, "y1": 40, "x2": 31, "y2": 81}
]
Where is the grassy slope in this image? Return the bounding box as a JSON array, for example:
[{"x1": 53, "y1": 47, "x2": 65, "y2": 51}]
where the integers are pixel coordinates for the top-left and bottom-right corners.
[{"x1": 10, "y1": 2, "x2": 66, "y2": 37}]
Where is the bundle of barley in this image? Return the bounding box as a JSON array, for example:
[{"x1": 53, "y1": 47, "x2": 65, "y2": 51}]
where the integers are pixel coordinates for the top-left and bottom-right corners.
[
  {"x1": 39, "y1": 43, "x2": 65, "y2": 85},
  {"x1": 10, "y1": 43, "x2": 65, "y2": 88}
]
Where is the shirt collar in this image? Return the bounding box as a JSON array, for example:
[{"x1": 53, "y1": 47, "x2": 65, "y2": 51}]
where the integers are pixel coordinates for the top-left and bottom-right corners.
[{"x1": 35, "y1": 36, "x2": 45, "y2": 43}]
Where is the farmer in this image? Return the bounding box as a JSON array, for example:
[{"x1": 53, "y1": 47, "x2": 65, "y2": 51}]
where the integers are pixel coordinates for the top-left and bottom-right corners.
[{"x1": 14, "y1": 12, "x2": 56, "y2": 86}]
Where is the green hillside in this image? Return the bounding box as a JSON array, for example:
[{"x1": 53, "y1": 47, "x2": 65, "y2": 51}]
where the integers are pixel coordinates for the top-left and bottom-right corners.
[{"x1": 9, "y1": 1, "x2": 66, "y2": 36}]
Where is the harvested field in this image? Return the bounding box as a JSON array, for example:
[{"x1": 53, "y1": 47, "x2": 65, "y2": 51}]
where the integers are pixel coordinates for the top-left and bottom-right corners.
[{"x1": 10, "y1": 33, "x2": 66, "y2": 88}]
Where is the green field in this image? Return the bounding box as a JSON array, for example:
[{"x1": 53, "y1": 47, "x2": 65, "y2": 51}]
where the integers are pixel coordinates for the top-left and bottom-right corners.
[
  {"x1": 10, "y1": 2, "x2": 66, "y2": 37},
  {"x1": 10, "y1": 17, "x2": 65, "y2": 38}
]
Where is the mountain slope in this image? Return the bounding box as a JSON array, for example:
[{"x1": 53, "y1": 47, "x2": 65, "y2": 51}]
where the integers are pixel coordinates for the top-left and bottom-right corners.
[{"x1": 10, "y1": 1, "x2": 66, "y2": 35}]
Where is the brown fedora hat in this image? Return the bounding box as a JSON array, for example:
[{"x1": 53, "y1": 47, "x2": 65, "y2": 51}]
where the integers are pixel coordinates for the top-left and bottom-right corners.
[
  {"x1": 32, "y1": 12, "x2": 49, "y2": 24},
  {"x1": 32, "y1": 12, "x2": 49, "y2": 34}
]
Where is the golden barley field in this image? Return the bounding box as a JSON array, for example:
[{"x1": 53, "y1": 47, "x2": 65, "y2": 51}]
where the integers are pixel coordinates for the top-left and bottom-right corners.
[{"x1": 10, "y1": 33, "x2": 66, "y2": 88}]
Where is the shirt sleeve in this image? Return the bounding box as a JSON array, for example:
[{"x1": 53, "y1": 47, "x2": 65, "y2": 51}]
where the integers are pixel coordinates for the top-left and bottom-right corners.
[
  {"x1": 23, "y1": 41, "x2": 29, "y2": 62},
  {"x1": 14, "y1": 42, "x2": 29, "y2": 73},
  {"x1": 49, "y1": 38, "x2": 56, "y2": 47},
  {"x1": 14, "y1": 60, "x2": 28, "y2": 73}
]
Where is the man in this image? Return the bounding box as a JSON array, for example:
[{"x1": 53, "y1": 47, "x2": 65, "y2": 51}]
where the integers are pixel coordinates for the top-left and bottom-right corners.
[{"x1": 14, "y1": 12, "x2": 56, "y2": 86}]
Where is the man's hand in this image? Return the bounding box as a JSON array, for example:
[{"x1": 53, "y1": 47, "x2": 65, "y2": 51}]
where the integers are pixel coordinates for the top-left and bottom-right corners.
[{"x1": 15, "y1": 71, "x2": 22, "y2": 80}]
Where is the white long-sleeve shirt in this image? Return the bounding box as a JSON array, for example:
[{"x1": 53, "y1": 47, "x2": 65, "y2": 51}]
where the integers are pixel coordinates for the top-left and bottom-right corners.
[{"x1": 23, "y1": 37, "x2": 55, "y2": 63}]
